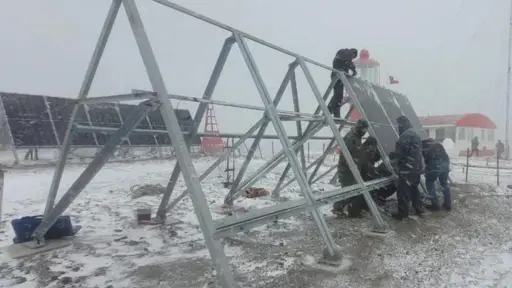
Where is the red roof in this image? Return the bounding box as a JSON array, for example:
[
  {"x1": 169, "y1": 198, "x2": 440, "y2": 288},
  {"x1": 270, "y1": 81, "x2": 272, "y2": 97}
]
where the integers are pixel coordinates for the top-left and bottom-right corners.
[{"x1": 419, "y1": 113, "x2": 496, "y2": 129}]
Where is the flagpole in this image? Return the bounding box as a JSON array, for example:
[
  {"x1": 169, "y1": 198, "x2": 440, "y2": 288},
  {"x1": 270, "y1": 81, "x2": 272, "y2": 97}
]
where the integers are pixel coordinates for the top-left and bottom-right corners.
[{"x1": 505, "y1": 0, "x2": 512, "y2": 159}]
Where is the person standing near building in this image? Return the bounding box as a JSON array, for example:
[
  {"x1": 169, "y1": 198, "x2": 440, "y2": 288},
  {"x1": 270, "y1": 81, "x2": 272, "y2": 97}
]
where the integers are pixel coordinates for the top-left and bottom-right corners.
[
  {"x1": 469, "y1": 136, "x2": 479, "y2": 157},
  {"x1": 496, "y1": 140, "x2": 505, "y2": 159}
]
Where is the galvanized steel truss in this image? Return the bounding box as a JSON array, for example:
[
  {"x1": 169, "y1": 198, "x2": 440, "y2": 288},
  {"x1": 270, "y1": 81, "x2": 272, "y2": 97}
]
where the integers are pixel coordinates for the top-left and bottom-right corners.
[{"x1": 31, "y1": 1, "x2": 401, "y2": 287}]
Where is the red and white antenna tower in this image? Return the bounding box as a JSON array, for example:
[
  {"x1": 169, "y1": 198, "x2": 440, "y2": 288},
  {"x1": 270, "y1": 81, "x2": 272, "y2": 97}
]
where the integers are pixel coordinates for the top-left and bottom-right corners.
[{"x1": 200, "y1": 105, "x2": 225, "y2": 155}]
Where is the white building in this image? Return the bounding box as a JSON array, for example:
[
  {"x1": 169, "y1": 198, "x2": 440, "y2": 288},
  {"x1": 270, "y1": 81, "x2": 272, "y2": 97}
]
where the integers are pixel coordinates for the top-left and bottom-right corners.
[{"x1": 419, "y1": 113, "x2": 498, "y2": 157}]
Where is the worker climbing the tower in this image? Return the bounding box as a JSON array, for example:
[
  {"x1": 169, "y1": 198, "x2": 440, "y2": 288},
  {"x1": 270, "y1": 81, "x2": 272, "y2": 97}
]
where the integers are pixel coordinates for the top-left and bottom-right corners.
[
  {"x1": 332, "y1": 119, "x2": 368, "y2": 217},
  {"x1": 328, "y1": 48, "x2": 358, "y2": 118},
  {"x1": 392, "y1": 116, "x2": 424, "y2": 220}
]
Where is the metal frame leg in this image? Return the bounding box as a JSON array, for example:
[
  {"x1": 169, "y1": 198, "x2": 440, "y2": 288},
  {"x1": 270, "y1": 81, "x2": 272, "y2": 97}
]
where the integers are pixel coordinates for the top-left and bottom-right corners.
[
  {"x1": 235, "y1": 33, "x2": 340, "y2": 259},
  {"x1": 224, "y1": 62, "x2": 297, "y2": 205},
  {"x1": 156, "y1": 36, "x2": 235, "y2": 220},
  {"x1": 290, "y1": 70, "x2": 307, "y2": 173},
  {"x1": 122, "y1": 1, "x2": 236, "y2": 286},
  {"x1": 299, "y1": 59, "x2": 387, "y2": 232},
  {"x1": 43, "y1": 0, "x2": 123, "y2": 217},
  {"x1": 33, "y1": 99, "x2": 160, "y2": 241}
]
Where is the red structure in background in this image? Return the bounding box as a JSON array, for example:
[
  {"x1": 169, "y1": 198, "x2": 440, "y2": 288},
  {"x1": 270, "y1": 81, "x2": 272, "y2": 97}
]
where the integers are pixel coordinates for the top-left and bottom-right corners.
[{"x1": 200, "y1": 105, "x2": 225, "y2": 155}]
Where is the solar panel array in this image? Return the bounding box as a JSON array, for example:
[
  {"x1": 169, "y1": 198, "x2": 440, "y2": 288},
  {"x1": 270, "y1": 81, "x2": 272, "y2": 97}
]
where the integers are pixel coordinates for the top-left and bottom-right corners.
[
  {"x1": 0, "y1": 92, "x2": 201, "y2": 148},
  {"x1": 347, "y1": 77, "x2": 427, "y2": 156}
]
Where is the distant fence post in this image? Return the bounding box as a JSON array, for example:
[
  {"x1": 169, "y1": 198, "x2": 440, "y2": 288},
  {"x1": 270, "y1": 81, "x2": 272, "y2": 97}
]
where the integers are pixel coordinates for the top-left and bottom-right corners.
[
  {"x1": 497, "y1": 154, "x2": 500, "y2": 186},
  {"x1": 465, "y1": 148, "x2": 469, "y2": 182}
]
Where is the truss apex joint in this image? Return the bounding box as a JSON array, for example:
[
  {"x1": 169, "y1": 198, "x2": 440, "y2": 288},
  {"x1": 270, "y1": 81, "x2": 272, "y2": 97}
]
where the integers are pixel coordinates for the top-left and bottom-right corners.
[
  {"x1": 288, "y1": 60, "x2": 299, "y2": 69},
  {"x1": 225, "y1": 35, "x2": 236, "y2": 44}
]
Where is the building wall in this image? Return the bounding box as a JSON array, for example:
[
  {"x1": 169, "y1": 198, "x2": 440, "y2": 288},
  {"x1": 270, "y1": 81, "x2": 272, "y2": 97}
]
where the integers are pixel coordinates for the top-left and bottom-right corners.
[
  {"x1": 455, "y1": 126, "x2": 496, "y2": 151},
  {"x1": 424, "y1": 125, "x2": 497, "y2": 151}
]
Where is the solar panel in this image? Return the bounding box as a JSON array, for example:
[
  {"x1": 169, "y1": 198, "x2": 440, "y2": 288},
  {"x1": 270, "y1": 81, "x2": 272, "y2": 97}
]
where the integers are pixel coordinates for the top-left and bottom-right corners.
[
  {"x1": 371, "y1": 85, "x2": 403, "y2": 129},
  {"x1": 117, "y1": 103, "x2": 156, "y2": 146},
  {"x1": 348, "y1": 78, "x2": 398, "y2": 155},
  {"x1": 45, "y1": 96, "x2": 97, "y2": 146},
  {"x1": 87, "y1": 103, "x2": 125, "y2": 145},
  {"x1": 1, "y1": 93, "x2": 57, "y2": 147},
  {"x1": 393, "y1": 93, "x2": 428, "y2": 140},
  {"x1": 0, "y1": 93, "x2": 200, "y2": 148}
]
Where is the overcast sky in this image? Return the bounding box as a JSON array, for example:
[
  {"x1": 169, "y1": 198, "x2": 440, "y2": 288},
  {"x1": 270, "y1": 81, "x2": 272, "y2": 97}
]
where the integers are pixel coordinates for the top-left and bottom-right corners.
[{"x1": 0, "y1": 0, "x2": 510, "y2": 145}]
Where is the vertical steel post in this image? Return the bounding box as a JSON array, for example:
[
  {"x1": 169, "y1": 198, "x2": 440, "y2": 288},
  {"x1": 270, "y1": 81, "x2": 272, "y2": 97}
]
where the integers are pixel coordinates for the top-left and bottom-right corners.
[
  {"x1": 235, "y1": 33, "x2": 339, "y2": 257},
  {"x1": 156, "y1": 37, "x2": 235, "y2": 219},
  {"x1": 290, "y1": 71, "x2": 307, "y2": 172},
  {"x1": 122, "y1": 1, "x2": 236, "y2": 286},
  {"x1": 42, "y1": 0, "x2": 123, "y2": 217}
]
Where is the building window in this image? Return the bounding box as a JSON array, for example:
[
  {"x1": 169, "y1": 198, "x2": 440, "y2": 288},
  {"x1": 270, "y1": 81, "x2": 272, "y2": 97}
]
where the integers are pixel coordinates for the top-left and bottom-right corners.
[
  {"x1": 488, "y1": 129, "x2": 494, "y2": 142},
  {"x1": 458, "y1": 127, "x2": 465, "y2": 140},
  {"x1": 481, "y1": 129, "x2": 486, "y2": 140},
  {"x1": 425, "y1": 129, "x2": 430, "y2": 137},
  {"x1": 468, "y1": 128, "x2": 474, "y2": 140}
]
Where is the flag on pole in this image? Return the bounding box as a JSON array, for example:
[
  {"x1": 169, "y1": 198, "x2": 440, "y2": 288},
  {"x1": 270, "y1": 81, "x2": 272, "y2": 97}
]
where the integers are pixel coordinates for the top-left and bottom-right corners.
[{"x1": 389, "y1": 76, "x2": 399, "y2": 84}]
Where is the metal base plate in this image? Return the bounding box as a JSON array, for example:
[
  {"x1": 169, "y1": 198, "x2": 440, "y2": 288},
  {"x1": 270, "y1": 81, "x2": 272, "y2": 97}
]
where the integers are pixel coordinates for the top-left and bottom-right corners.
[
  {"x1": 300, "y1": 255, "x2": 352, "y2": 274},
  {"x1": 4, "y1": 238, "x2": 73, "y2": 259}
]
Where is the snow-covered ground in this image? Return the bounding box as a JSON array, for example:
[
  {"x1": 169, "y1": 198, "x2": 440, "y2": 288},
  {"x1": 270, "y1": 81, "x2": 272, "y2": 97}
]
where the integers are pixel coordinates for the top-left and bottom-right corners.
[{"x1": 0, "y1": 155, "x2": 511, "y2": 287}]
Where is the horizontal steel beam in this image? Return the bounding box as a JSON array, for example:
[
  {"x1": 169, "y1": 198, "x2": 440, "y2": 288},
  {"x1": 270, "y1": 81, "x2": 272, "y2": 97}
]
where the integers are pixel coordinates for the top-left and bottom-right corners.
[
  {"x1": 213, "y1": 177, "x2": 394, "y2": 238},
  {"x1": 74, "y1": 124, "x2": 336, "y2": 140},
  {"x1": 79, "y1": 92, "x2": 354, "y2": 123}
]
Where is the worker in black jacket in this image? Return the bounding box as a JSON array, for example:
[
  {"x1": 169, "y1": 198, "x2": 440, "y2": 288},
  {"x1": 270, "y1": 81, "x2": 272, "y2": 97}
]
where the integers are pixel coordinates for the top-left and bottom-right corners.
[
  {"x1": 422, "y1": 138, "x2": 452, "y2": 211},
  {"x1": 328, "y1": 48, "x2": 358, "y2": 118},
  {"x1": 392, "y1": 116, "x2": 424, "y2": 220}
]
